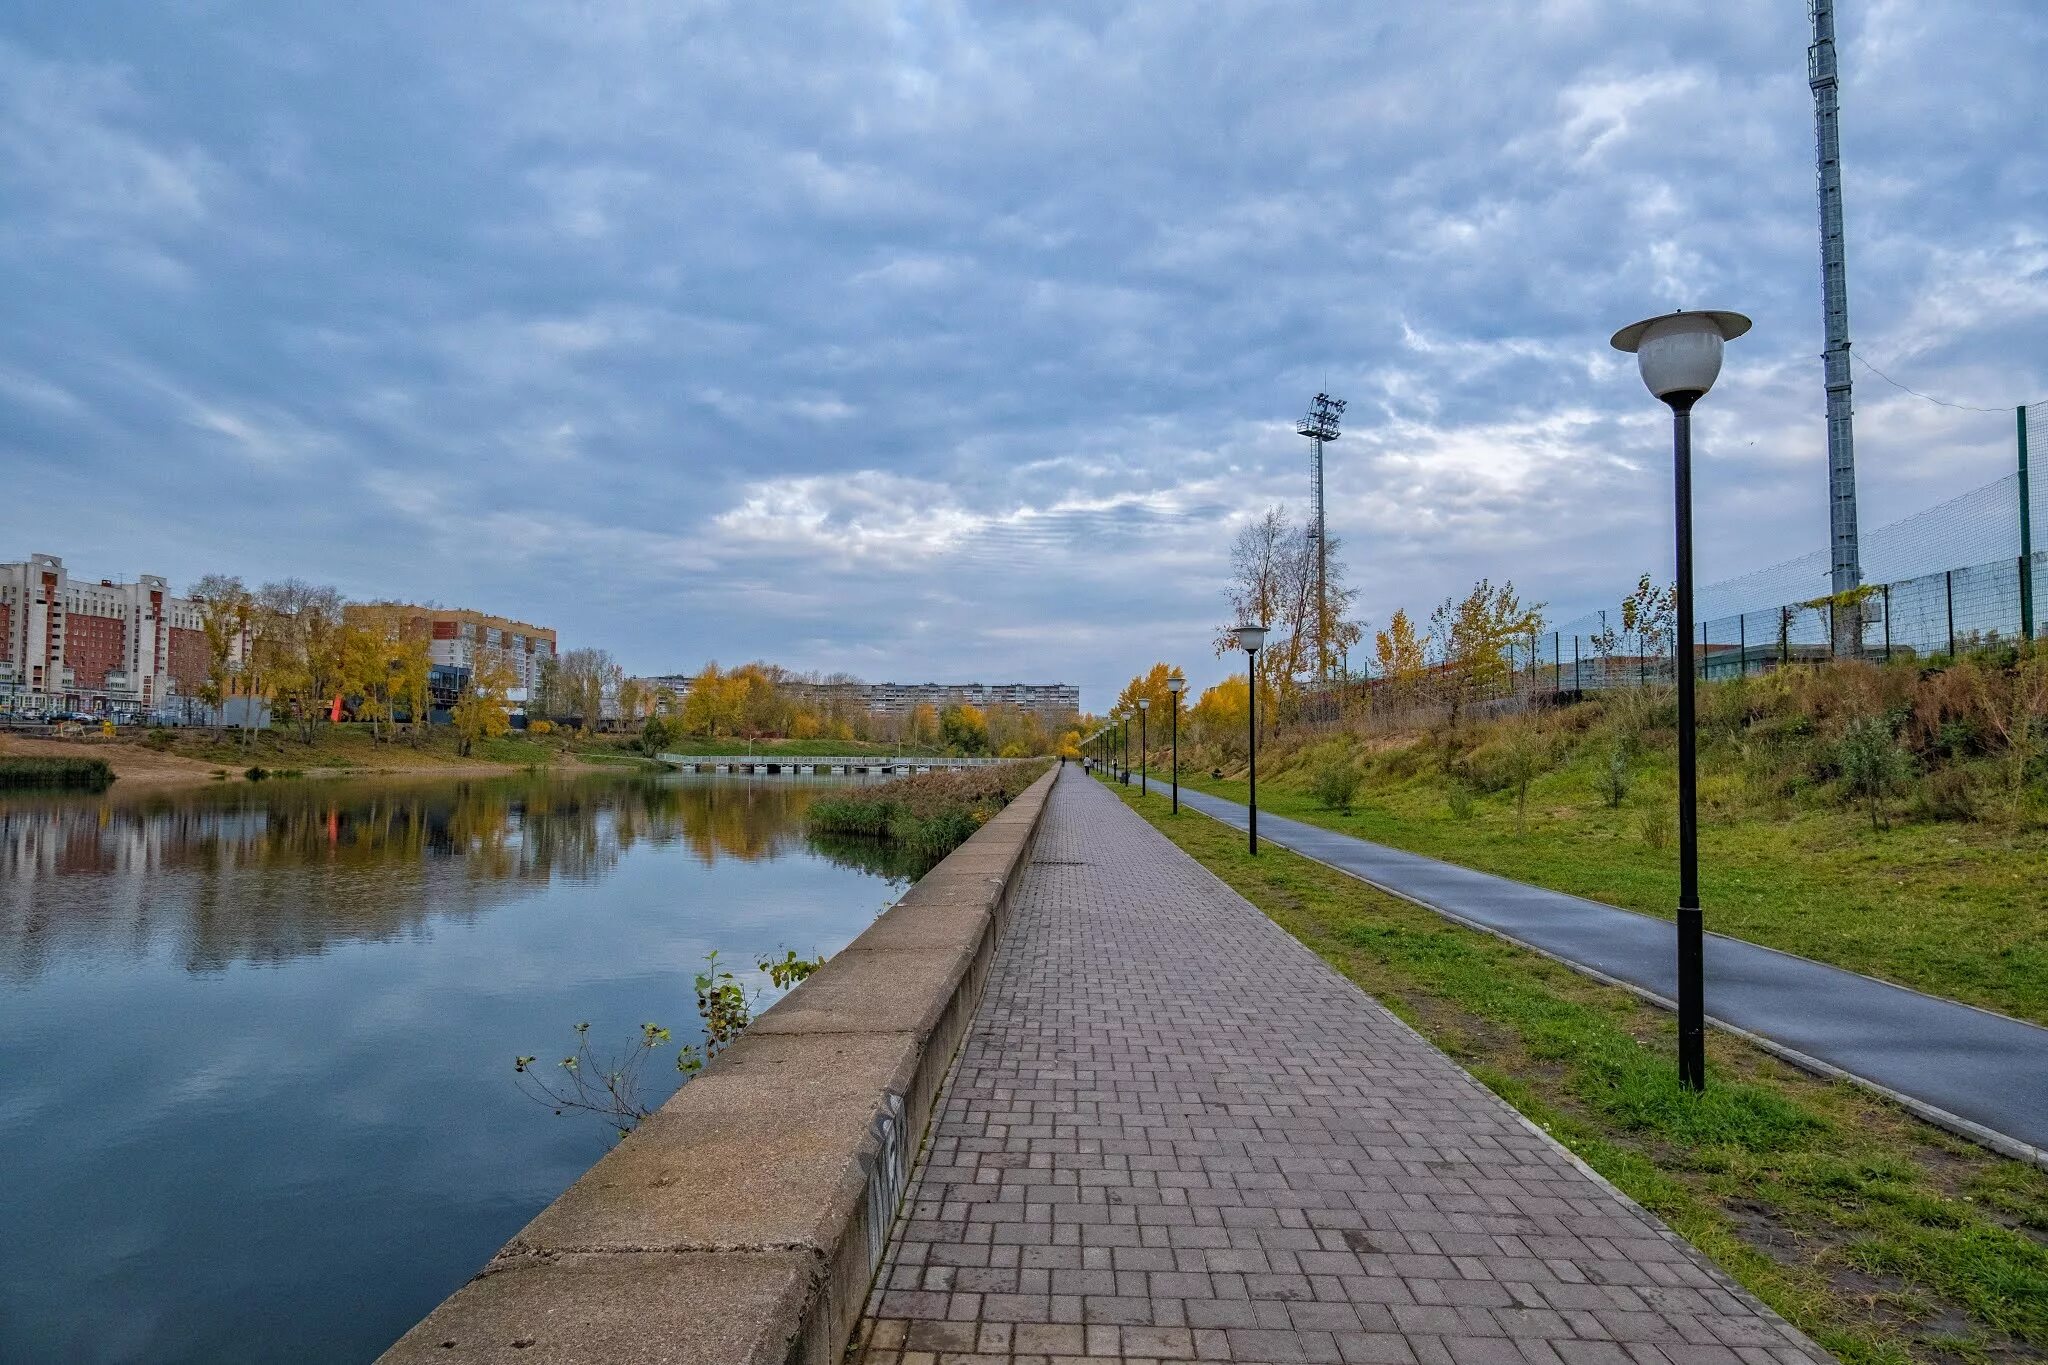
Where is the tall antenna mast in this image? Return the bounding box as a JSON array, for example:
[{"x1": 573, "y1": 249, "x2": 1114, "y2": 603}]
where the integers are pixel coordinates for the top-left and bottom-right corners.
[
  {"x1": 1810, "y1": 0, "x2": 1862, "y2": 624},
  {"x1": 1297, "y1": 391, "x2": 1346, "y2": 680}
]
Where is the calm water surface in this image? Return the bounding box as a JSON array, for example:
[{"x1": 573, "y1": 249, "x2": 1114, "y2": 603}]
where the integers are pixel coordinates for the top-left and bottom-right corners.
[{"x1": 0, "y1": 770, "x2": 905, "y2": 1364}]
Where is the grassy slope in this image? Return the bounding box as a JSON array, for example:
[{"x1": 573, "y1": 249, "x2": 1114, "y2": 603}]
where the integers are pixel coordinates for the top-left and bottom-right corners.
[
  {"x1": 1108, "y1": 777, "x2": 2048, "y2": 1365},
  {"x1": 1170, "y1": 741, "x2": 2046, "y2": 1026}
]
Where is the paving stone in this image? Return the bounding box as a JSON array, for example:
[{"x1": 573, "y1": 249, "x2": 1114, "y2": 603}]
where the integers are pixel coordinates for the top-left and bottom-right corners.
[{"x1": 855, "y1": 770, "x2": 1834, "y2": 1363}]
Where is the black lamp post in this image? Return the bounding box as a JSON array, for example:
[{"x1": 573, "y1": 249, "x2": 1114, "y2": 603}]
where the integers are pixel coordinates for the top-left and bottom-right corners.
[
  {"x1": 1137, "y1": 697, "x2": 1149, "y2": 795},
  {"x1": 1611, "y1": 308, "x2": 1751, "y2": 1093},
  {"x1": 1121, "y1": 714, "x2": 1130, "y2": 785},
  {"x1": 1233, "y1": 624, "x2": 1266, "y2": 853},
  {"x1": 1166, "y1": 671, "x2": 1185, "y2": 813}
]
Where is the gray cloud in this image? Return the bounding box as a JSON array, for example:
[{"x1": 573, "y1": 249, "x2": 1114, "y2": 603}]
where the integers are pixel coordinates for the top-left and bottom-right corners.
[{"x1": 1, "y1": 2, "x2": 2044, "y2": 708}]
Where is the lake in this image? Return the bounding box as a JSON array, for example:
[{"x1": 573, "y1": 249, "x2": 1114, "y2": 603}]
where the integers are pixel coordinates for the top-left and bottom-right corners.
[{"x1": 0, "y1": 769, "x2": 904, "y2": 1364}]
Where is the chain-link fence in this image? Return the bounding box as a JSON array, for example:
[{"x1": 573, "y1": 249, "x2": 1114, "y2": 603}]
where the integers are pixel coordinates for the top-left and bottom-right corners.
[{"x1": 1505, "y1": 415, "x2": 2045, "y2": 693}]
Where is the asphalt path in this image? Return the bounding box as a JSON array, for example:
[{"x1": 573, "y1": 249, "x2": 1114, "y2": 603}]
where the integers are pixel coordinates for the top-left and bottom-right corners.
[{"x1": 1167, "y1": 783, "x2": 2048, "y2": 1166}]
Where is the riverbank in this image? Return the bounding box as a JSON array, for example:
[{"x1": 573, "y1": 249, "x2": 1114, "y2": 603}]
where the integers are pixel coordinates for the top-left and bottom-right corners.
[{"x1": 0, "y1": 726, "x2": 660, "y2": 791}]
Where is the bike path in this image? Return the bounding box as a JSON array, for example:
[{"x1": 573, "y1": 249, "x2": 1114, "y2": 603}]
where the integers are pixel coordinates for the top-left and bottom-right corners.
[{"x1": 1170, "y1": 784, "x2": 2048, "y2": 1167}]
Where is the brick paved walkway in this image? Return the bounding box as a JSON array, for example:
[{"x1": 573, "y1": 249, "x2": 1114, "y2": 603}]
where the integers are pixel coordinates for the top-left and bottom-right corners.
[{"x1": 853, "y1": 768, "x2": 1831, "y2": 1365}]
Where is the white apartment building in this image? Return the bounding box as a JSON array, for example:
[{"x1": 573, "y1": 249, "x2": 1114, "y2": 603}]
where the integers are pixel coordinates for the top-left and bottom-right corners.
[{"x1": 0, "y1": 553, "x2": 212, "y2": 714}]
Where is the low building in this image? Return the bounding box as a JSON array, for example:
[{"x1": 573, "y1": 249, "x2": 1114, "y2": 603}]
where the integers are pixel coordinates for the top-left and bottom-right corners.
[
  {"x1": 0, "y1": 553, "x2": 214, "y2": 716},
  {"x1": 643, "y1": 674, "x2": 1080, "y2": 725}
]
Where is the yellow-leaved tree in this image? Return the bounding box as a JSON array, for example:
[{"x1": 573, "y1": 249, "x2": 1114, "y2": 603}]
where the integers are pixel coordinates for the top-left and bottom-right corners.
[
  {"x1": 1428, "y1": 580, "x2": 1543, "y2": 725},
  {"x1": 1373, "y1": 608, "x2": 1430, "y2": 701},
  {"x1": 451, "y1": 647, "x2": 518, "y2": 757}
]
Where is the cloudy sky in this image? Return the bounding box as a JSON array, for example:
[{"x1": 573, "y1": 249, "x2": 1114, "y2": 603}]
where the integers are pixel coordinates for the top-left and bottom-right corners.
[{"x1": 3, "y1": 1, "x2": 2044, "y2": 708}]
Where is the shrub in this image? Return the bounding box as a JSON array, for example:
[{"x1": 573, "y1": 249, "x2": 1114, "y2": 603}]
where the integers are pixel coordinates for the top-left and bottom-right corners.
[
  {"x1": 1914, "y1": 766, "x2": 1980, "y2": 823},
  {"x1": 638, "y1": 715, "x2": 678, "y2": 756},
  {"x1": 806, "y1": 761, "x2": 1049, "y2": 874},
  {"x1": 1310, "y1": 753, "x2": 1361, "y2": 813},
  {"x1": 0, "y1": 756, "x2": 115, "y2": 791},
  {"x1": 1496, "y1": 718, "x2": 1551, "y2": 833},
  {"x1": 1593, "y1": 730, "x2": 1635, "y2": 809},
  {"x1": 1635, "y1": 791, "x2": 1673, "y2": 850},
  {"x1": 144, "y1": 728, "x2": 177, "y2": 752},
  {"x1": 1837, "y1": 715, "x2": 1913, "y2": 830},
  {"x1": 528, "y1": 719, "x2": 555, "y2": 736},
  {"x1": 1445, "y1": 779, "x2": 1475, "y2": 821}
]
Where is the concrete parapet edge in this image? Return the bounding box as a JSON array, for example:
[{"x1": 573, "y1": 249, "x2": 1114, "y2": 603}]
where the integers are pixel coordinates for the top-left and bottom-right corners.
[{"x1": 379, "y1": 765, "x2": 1059, "y2": 1365}]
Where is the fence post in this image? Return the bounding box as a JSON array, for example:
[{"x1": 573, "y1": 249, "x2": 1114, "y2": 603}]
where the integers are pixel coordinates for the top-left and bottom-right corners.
[
  {"x1": 1699, "y1": 622, "x2": 1707, "y2": 681},
  {"x1": 1945, "y1": 570, "x2": 1956, "y2": 657},
  {"x1": 1882, "y1": 584, "x2": 1891, "y2": 661},
  {"x1": 1780, "y1": 606, "x2": 1791, "y2": 669},
  {"x1": 1552, "y1": 631, "x2": 1560, "y2": 693},
  {"x1": 1738, "y1": 613, "x2": 1747, "y2": 677},
  {"x1": 2020, "y1": 404, "x2": 2033, "y2": 640},
  {"x1": 1573, "y1": 634, "x2": 1581, "y2": 692},
  {"x1": 1827, "y1": 602, "x2": 1836, "y2": 659}
]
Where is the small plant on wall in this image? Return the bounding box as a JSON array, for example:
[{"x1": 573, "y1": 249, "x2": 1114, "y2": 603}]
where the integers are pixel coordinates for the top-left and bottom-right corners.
[{"x1": 513, "y1": 947, "x2": 823, "y2": 1138}]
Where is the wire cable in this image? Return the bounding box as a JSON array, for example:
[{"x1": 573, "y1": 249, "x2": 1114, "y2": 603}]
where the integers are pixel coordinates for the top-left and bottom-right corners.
[{"x1": 1851, "y1": 351, "x2": 2044, "y2": 414}]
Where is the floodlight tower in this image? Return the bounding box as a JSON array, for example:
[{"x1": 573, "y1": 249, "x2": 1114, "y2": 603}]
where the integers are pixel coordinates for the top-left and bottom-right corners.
[
  {"x1": 1297, "y1": 391, "x2": 1346, "y2": 680},
  {"x1": 1810, "y1": 0, "x2": 1863, "y2": 633}
]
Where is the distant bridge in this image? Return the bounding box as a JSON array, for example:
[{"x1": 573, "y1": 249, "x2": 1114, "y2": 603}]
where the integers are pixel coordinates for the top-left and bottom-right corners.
[{"x1": 658, "y1": 753, "x2": 1016, "y2": 775}]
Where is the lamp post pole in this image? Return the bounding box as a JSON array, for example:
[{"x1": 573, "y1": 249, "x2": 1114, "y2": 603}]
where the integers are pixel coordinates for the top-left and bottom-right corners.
[
  {"x1": 1138, "y1": 699, "x2": 1149, "y2": 796},
  {"x1": 1121, "y1": 715, "x2": 1130, "y2": 785},
  {"x1": 1612, "y1": 308, "x2": 1750, "y2": 1094},
  {"x1": 1233, "y1": 624, "x2": 1266, "y2": 854},
  {"x1": 1248, "y1": 649, "x2": 1259, "y2": 853},
  {"x1": 1671, "y1": 393, "x2": 1704, "y2": 1093},
  {"x1": 1166, "y1": 672, "x2": 1185, "y2": 814}
]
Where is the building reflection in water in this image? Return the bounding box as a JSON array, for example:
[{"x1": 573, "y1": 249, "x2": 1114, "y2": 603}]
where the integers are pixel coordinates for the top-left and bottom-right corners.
[{"x1": 0, "y1": 772, "x2": 888, "y2": 982}]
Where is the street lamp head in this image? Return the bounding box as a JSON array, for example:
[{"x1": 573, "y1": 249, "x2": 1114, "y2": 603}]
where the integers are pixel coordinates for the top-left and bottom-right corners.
[
  {"x1": 1165, "y1": 672, "x2": 1185, "y2": 696},
  {"x1": 1137, "y1": 697, "x2": 1150, "y2": 710},
  {"x1": 1233, "y1": 623, "x2": 1267, "y2": 654},
  {"x1": 1610, "y1": 309, "x2": 1751, "y2": 407}
]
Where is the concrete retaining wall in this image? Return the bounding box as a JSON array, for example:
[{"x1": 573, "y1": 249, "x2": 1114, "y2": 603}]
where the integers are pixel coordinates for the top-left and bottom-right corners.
[{"x1": 379, "y1": 766, "x2": 1058, "y2": 1365}]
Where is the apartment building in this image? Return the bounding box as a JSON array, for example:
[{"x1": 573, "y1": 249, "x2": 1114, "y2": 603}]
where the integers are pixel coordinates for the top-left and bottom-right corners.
[
  {"x1": 392, "y1": 607, "x2": 557, "y2": 702},
  {"x1": 0, "y1": 553, "x2": 212, "y2": 714}
]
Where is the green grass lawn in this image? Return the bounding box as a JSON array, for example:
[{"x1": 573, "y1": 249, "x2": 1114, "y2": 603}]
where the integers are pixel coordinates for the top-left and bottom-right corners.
[
  {"x1": 1164, "y1": 751, "x2": 2048, "y2": 1027},
  {"x1": 1107, "y1": 776, "x2": 2048, "y2": 1365}
]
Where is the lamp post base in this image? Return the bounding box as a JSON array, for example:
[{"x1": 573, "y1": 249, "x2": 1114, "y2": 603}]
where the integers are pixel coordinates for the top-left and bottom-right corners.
[{"x1": 1677, "y1": 905, "x2": 1705, "y2": 1091}]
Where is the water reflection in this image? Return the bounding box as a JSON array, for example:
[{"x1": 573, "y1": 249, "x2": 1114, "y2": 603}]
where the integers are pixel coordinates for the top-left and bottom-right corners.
[
  {"x1": 0, "y1": 773, "x2": 869, "y2": 982},
  {"x1": 0, "y1": 770, "x2": 900, "y2": 1365}
]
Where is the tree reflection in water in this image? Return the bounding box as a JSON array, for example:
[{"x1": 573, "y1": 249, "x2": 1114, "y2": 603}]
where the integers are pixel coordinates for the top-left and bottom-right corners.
[{"x1": 0, "y1": 772, "x2": 894, "y2": 982}]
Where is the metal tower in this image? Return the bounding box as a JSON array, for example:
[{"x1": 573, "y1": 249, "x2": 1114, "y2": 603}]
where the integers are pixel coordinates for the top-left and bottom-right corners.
[
  {"x1": 1810, "y1": 0, "x2": 1862, "y2": 609},
  {"x1": 1296, "y1": 391, "x2": 1346, "y2": 680}
]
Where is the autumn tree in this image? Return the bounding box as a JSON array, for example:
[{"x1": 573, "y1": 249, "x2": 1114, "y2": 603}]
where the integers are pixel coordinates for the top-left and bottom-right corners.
[
  {"x1": 259, "y1": 579, "x2": 346, "y2": 742},
  {"x1": 615, "y1": 677, "x2": 650, "y2": 727},
  {"x1": 451, "y1": 647, "x2": 518, "y2": 756},
  {"x1": 940, "y1": 703, "x2": 989, "y2": 754},
  {"x1": 1428, "y1": 579, "x2": 1544, "y2": 725},
  {"x1": 190, "y1": 574, "x2": 255, "y2": 742},
  {"x1": 1372, "y1": 608, "x2": 1430, "y2": 699},
  {"x1": 1191, "y1": 675, "x2": 1251, "y2": 761},
  {"x1": 1215, "y1": 505, "x2": 1363, "y2": 712}
]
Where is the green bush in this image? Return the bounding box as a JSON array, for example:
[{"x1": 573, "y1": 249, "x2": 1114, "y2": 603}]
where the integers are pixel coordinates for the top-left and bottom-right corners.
[
  {"x1": 1837, "y1": 715, "x2": 1914, "y2": 830},
  {"x1": 1308, "y1": 748, "x2": 1361, "y2": 813},
  {"x1": 1445, "y1": 779, "x2": 1475, "y2": 820},
  {"x1": 806, "y1": 761, "x2": 1049, "y2": 874},
  {"x1": 0, "y1": 756, "x2": 115, "y2": 791},
  {"x1": 1593, "y1": 731, "x2": 1634, "y2": 809}
]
